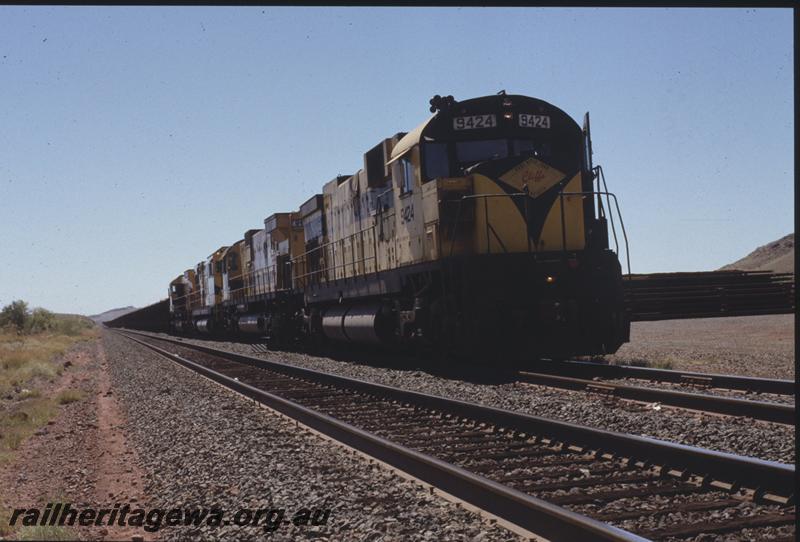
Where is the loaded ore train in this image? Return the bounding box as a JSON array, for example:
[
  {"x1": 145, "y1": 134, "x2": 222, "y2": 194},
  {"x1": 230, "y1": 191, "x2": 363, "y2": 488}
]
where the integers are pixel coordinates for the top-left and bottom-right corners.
[{"x1": 168, "y1": 92, "x2": 631, "y2": 359}]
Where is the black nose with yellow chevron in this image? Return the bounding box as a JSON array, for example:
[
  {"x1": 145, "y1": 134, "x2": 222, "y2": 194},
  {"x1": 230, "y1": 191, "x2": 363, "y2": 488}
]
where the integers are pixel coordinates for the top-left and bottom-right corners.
[{"x1": 471, "y1": 159, "x2": 579, "y2": 246}]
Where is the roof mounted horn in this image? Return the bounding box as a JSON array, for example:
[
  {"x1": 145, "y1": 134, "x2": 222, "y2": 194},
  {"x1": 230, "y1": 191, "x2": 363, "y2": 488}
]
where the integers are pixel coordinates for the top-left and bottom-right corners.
[{"x1": 429, "y1": 94, "x2": 456, "y2": 113}]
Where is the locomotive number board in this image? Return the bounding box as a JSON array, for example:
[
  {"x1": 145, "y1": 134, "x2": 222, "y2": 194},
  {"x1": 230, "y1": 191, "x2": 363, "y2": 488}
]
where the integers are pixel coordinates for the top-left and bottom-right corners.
[
  {"x1": 453, "y1": 114, "x2": 496, "y2": 130},
  {"x1": 519, "y1": 114, "x2": 551, "y2": 129}
]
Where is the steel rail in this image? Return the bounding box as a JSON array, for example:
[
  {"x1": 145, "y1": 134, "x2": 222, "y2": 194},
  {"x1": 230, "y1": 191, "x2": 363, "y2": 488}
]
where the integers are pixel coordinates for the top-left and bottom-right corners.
[
  {"x1": 117, "y1": 329, "x2": 796, "y2": 499},
  {"x1": 116, "y1": 331, "x2": 645, "y2": 542},
  {"x1": 516, "y1": 371, "x2": 795, "y2": 425},
  {"x1": 535, "y1": 359, "x2": 795, "y2": 395}
]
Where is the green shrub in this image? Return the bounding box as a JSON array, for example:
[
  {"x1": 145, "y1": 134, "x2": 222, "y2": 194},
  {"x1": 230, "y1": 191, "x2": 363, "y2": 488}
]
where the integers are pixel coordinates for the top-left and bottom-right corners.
[
  {"x1": 54, "y1": 316, "x2": 93, "y2": 336},
  {"x1": 0, "y1": 301, "x2": 94, "y2": 336},
  {"x1": 0, "y1": 300, "x2": 29, "y2": 332},
  {"x1": 27, "y1": 308, "x2": 57, "y2": 333}
]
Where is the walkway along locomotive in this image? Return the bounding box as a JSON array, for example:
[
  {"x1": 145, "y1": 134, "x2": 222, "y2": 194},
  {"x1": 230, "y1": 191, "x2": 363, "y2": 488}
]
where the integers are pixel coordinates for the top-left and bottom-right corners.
[{"x1": 168, "y1": 93, "x2": 631, "y2": 359}]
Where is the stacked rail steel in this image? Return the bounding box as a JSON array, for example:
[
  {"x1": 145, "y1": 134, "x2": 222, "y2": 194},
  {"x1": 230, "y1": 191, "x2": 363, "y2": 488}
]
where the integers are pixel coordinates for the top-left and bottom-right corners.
[
  {"x1": 107, "y1": 271, "x2": 795, "y2": 333},
  {"x1": 106, "y1": 299, "x2": 170, "y2": 331},
  {"x1": 624, "y1": 270, "x2": 795, "y2": 321}
]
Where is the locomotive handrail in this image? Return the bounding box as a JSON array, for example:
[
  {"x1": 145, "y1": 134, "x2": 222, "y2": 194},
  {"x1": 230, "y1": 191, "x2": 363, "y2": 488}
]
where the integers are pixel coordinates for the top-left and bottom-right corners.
[
  {"x1": 172, "y1": 181, "x2": 631, "y2": 315},
  {"x1": 445, "y1": 187, "x2": 630, "y2": 277},
  {"x1": 593, "y1": 165, "x2": 631, "y2": 277},
  {"x1": 169, "y1": 260, "x2": 285, "y2": 308},
  {"x1": 594, "y1": 166, "x2": 617, "y2": 255},
  {"x1": 291, "y1": 224, "x2": 383, "y2": 287},
  {"x1": 561, "y1": 189, "x2": 631, "y2": 277},
  {"x1": 170, "y1": 222, "x2": 388, "y2": 309}
]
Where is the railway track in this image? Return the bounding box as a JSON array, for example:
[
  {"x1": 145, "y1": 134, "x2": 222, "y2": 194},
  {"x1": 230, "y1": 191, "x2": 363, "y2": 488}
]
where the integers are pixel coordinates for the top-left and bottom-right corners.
[
  {"x1": 515, "y1": 370, "x2": 794, "y2": 425},
  {"x1": 533, "y1": 359, "x2": 795, "y2": 395},
  {"x1": 138, "y1": 330, "x2": 796, "y2": 424},
  {"x1": 114, "y1": 329, "x2": 795, "y2": 541}
]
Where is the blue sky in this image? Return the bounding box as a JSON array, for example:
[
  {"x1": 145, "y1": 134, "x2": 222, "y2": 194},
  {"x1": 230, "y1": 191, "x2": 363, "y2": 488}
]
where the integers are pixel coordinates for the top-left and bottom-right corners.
[{"x1": 0, "y1": 7, "x2": 793, "y2": 315}]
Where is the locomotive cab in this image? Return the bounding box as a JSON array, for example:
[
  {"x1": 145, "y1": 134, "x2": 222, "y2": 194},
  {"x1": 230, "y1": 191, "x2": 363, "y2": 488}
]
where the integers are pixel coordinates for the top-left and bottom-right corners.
[
  {"x1": 192, "y1": 246, "x2": 227, "y2": 334},
  {"x1": 382, "y1": 94, "x2": 629, "y2": 358},
  {"x1": 222, "y1": 240, "x2": 246, "y2": 304},
  {"x1": 168, "y1": 273, "x2": 190, "y2": 333}
]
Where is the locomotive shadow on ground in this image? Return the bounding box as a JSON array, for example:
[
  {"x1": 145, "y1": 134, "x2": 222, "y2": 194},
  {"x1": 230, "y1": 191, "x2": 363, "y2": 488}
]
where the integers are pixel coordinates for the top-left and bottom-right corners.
[{"x1": 186, "y1": 333, "x2": 526, "y2": 386}]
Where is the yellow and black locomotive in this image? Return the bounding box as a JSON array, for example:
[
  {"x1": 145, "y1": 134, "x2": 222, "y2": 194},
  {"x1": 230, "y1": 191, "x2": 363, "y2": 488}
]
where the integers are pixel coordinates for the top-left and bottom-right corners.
[{"x1": 168, "y1": 92, "x2": 630, "y2": 359}]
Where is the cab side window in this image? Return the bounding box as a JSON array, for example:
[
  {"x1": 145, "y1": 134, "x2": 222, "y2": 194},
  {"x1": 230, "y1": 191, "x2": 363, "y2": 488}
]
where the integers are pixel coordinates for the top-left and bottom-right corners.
[
  {"x1": 399, "y1": 157, "x2": 415, "y2": 195},
  {"x1": 423, "y1": 143, "x2": 450, "y2": 182}
]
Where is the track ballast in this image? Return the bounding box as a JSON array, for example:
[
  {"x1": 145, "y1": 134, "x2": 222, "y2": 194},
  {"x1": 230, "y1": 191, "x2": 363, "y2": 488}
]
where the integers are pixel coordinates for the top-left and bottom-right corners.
[{"x1": 115, "y1": 330, "x2": 795, "y2": 541}]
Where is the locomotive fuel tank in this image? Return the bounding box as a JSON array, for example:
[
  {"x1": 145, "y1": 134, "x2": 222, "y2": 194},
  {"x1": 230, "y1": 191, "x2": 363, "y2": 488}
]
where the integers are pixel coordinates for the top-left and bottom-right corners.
[
  {"x1": 195, "y1": 319, "x2": 212, "y2": 334},
  {"x1": 237, "y1": 314, "x2": 265, "y2": 335},
  {"x1": 321, "y1": 304, "x2": 393, "y2": 344}
]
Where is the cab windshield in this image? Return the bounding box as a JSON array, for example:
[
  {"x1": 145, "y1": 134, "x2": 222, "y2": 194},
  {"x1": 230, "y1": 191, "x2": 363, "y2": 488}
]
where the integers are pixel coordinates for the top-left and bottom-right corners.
[
  {"x1": 456, "y1": 139, "x2": 509, "y2": 165},
  {"x1": 424, "y1": 139, "x2": 553, "y2": 181}
]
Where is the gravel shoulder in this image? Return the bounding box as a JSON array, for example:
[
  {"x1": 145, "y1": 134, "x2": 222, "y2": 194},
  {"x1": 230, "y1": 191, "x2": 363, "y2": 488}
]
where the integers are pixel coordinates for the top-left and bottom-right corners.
[
  {"x1": 103, "y1": 331, "x2": 524, "y2": 541},
  {"x1": 0, "y1": 338, "x2": 152, "y2": 541},
  {"x1": 606, "y1": 314, "x2": 795, "y2": 379},
  {"x1": 153, "y1": 331, "x2": 795, "y2": 465}
]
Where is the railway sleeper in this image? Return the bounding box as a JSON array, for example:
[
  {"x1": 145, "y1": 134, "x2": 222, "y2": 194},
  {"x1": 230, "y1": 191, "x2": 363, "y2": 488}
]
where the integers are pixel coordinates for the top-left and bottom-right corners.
[
  {"x1": 387, "y1": 428, "x2": 493, "y2": 441},
  {"x1": 272, "y1": 389, "x2": 342, "y2": 400},
  {"x1": 416, "y1": 439, "x2": 534, "y2": 455},
  {"x1": 551, "y1": 481, "x2": 707, "y2": 506},
  {"x1": 463, "y1": 447, "x2": 565, "y2": 462},
  {"x1": 393, "y1": 433, "x2": 500, "y2": 448},
  {"x1": 314, "y1": 404, "x2": 397, "y2": 417},
  {"x1": 354, "y1": 418, "x2": 453, "y2": 435},
  {"x1": 307, "y1": 396, "x2": 395, "y2": 410},
  {"x1": 593, "y1": 497, "x2": 745, "y2": 522},
  {"x1": 518, "y1": 471, "x2": 662, "y2": 493},
  {"x1": 290, "y1": 392, "x2": 359, "y2": 407},
  {"x1": 464, "y1": 449, "x2": 573, "y2": 473},
  {"x1": 499, "y1": 463, "x2": 637, "y2": 485},
  {"x1": 496, "y1": 458, "x2": 624, "y2": 482},
  {"x1": 637, "y1": 511, "x2": 796, "y2": 539}
]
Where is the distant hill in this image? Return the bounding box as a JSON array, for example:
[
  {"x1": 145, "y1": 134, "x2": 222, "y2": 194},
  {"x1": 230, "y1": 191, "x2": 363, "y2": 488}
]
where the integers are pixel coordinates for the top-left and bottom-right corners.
[
  {"x1": 89, "y1": 306, "x2": 138, "y2": 323},
  {"x1": 719, "y1": 233, "x2": 794, "y2": 274}
]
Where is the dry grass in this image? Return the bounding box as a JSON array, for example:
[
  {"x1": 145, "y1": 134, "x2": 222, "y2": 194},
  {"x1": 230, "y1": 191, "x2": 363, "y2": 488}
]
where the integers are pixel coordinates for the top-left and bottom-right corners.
[
  {"x1": 0, "y1": 497, "x2": 77, "y2": 540},
  {"x1": 0, "y1": 397, "x2": 58, "y2": 453},
  {"x1": 56, "y1": 389, "x2": 84, "y2": 404},
  {"x1": 16, "y1": 524, "x2": 76, "y2": 540},
  {"x1": 0, "y1": 506, "x2": 14, "y2": 538},
  {"x1": 0, "y1": 319, "x2": 96, "y2": 540},
  {"x1": 0, "y1": 322, "x2": 97, "y2": 466},
  {"x1": 0, "y1": 327, "x2": 97, "y2": 397}
]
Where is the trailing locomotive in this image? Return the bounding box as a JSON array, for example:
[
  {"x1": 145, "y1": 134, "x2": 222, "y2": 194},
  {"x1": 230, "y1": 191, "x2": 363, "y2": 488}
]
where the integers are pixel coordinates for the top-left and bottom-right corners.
[{"x1": 168, "y1": 93, "x2": 630, "y2": 359}]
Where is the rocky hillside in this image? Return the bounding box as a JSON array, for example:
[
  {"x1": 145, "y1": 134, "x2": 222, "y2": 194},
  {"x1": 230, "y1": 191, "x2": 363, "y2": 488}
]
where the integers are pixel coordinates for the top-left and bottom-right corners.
[
  {"x1": 719, "y1": 233, "x2": 794, "y2": 273},
  {"x1": 89, "y1": 306, "x2": 138, "y2": 323}
]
